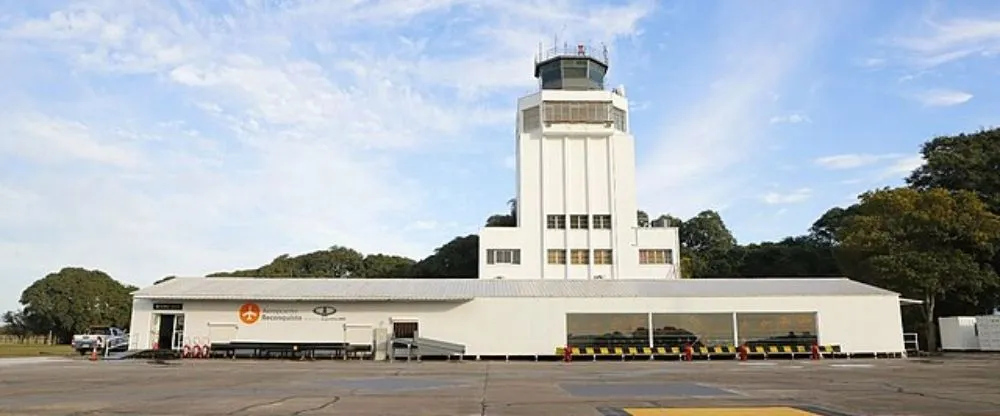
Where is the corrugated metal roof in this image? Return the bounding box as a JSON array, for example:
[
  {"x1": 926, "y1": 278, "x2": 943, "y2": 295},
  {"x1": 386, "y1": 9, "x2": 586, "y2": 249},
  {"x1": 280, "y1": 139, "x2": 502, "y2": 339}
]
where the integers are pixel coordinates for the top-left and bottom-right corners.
[{"x1": 131, "y1": 277, "x2": 898, "y2": 301}]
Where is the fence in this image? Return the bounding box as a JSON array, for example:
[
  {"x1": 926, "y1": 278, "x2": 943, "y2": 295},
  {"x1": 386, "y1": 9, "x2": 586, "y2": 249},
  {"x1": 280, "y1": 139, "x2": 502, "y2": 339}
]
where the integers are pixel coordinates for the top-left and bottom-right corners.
[{"x1": 0, "y1": 335, "x2": 54, "y2": 345}]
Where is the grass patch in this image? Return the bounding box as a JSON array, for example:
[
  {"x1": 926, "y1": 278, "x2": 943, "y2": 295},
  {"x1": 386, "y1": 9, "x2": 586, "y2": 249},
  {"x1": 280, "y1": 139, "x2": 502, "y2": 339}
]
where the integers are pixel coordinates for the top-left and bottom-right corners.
[{"x1": 0, "y1": 344, "x2": 74, "y2": 358}]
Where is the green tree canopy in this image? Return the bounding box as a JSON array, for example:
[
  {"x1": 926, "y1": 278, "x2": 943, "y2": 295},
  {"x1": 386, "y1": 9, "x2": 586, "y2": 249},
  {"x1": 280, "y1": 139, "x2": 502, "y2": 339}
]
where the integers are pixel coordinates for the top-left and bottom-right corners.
[
  {"x1": 15, "y1": 267, "x2": 136, "y2": 342},
  {"x1": 834, "y1": 187, "x2": 1000, "y2": 351}
]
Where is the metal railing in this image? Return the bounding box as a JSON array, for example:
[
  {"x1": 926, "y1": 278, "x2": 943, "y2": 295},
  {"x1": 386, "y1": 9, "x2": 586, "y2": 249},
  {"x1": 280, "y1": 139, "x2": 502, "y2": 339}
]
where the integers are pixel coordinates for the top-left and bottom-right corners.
[{"x1": 536, "y1": 42, "x2": 609, "y2": 65}]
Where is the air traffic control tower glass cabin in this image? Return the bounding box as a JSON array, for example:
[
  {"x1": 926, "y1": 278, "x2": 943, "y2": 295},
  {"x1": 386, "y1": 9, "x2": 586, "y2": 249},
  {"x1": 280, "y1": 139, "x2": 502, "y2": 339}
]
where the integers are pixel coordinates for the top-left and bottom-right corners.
[
  {"x1": 535, "y1": 44, "x2": 608, "y2": 91},
  {"x1": 477, "y1": 43, "x2": 682, "y2": 281}
]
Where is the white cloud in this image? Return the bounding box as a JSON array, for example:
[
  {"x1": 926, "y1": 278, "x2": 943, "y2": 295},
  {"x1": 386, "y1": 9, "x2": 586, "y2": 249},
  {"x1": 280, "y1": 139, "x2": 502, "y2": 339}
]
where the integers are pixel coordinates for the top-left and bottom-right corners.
[
  {"x1": 769, "y1": 113, "x2": 811, "y2": 124},
  {"x1": 911, "y1": 88, "x2": 974, "y2": 106},
  {"x1": 636, "y1": 2, "x2": 845, "y2": 217},
  {"x1": 0, "y1": 0, "x2": 654, "y2": 311},
  {"x1": 762, "y1": 188, "x2": 812, "y2": 205},
  {"x1": 814, "y1": 153, "x2": 902, "y2": 170},
  {"x1": 890, "y1": 17, "x2": 1000, "y2": 68}
]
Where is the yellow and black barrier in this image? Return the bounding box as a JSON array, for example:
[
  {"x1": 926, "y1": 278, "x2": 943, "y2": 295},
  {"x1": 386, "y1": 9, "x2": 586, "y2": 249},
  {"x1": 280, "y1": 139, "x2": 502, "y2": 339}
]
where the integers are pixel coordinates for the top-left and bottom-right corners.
[{"x1": 556, "y1": 344, "x2": 844, "y2": 360}]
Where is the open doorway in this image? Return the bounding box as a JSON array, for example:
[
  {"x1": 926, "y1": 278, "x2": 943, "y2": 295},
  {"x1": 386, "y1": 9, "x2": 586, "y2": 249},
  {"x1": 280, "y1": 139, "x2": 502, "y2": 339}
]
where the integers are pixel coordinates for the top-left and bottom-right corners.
[
  {"x1": 155, "y1": 314, "x2": 185, "y2": 350},
  {"x1": 392, "y1": 320, "x2": 419, "y2": 339}
]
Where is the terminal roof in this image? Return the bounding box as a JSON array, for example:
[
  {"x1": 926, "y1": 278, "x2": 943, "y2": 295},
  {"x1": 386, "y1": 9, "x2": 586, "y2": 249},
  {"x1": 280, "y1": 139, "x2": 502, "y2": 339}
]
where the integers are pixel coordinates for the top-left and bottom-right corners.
[{"x1": 132, "y1": 277, "x2": 899, "y2": 301}]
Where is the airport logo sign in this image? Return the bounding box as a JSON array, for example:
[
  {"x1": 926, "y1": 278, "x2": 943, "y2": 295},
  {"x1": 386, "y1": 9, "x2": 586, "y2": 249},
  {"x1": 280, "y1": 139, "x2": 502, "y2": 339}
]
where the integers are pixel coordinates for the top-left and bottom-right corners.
[
  {"x1": 312, "y1": 306, "x2": 338, "y2": 317},
  {"x1": 238, "y1": 302, "x2": 261, "y2": 325}
]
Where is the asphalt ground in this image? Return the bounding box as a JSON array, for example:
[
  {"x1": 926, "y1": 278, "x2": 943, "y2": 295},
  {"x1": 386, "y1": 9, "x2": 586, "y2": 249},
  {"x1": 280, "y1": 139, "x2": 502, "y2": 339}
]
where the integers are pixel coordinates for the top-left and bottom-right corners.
[{"x1": 1, "y1": 354, "x2": 998, "y2": 416}]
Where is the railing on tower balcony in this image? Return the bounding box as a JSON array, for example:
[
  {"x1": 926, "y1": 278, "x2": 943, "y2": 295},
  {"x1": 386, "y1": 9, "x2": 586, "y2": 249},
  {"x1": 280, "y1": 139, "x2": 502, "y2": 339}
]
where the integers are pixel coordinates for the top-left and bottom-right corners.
[{"x1": 535, "y1": 42, "x2": 610, "y2": 66}]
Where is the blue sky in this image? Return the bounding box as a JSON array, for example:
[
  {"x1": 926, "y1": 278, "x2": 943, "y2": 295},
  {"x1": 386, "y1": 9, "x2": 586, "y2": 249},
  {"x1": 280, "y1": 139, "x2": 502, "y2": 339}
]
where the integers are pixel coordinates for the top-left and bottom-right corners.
[{"x1": 1, "y1": 0, "x2": 998, "y2": 313}]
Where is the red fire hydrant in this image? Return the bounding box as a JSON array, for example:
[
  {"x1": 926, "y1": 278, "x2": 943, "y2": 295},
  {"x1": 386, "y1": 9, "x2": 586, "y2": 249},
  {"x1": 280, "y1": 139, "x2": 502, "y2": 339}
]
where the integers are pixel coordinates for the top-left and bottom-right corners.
[
  {"x1": 563, "y1": 345, "x2": 573, "y2": 363},
  {"x1": 738, "y1": 344, "x2": 748, "y2": 361},
  {"x1": 683, "y1": 343, "x2": 693, "y2": 361},
  {"x1": 811, "y1": 343, "x2": 821, "y2": 360}
]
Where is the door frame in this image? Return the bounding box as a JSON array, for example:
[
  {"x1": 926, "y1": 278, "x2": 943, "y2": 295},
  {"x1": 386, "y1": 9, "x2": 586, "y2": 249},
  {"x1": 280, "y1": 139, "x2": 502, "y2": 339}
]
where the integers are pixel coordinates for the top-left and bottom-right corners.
[
  {"x1": 153, "y1": 312, "x2": 186, "y2": 350},
  {"x1": 389, "y1": 317, "x2": 420, "y2": 339}
]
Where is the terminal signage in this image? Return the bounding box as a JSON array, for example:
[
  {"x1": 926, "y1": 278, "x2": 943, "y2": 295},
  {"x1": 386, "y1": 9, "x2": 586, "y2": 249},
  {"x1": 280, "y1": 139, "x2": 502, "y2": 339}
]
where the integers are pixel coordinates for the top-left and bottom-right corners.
[
  {"x1": 153, "y1": 303, "x2": 183, "y2": 311},
  {"x1": 237, "y1": 303, "x2": 344, "y2": 325},
  {"x1": 312, "y1": 306, "x2": 337, "y2": 317}
]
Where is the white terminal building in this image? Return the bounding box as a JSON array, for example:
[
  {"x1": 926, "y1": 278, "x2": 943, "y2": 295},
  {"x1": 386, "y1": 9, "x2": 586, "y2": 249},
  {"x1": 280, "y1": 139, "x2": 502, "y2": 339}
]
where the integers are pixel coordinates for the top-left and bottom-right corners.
[{"x1": 127, "y1": 44, "x2": 911, "y2": 359}]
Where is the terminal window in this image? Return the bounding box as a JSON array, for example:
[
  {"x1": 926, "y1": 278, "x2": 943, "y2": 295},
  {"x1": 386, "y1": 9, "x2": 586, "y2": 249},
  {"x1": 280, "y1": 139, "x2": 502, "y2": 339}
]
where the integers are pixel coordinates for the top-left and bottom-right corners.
[
  {"x1": 486, "y1": 249, "x2": 521, "y2": 265},
  {"x1": 570, "y1": 249, "x2": 590, "y2": 265},
  {"x1": 547, "y1": 249, "x2": 567, "y2": 264},
  {"x1": 639, "y1": 249, "x2": 673, "y2": 264},
  {"x1": 593, "y1": 249, "x2": 613, "y2": 264},
  {"x1": 569, "y1": 214, "x2": 589, "y2": 229},
  {"x1": 592, "y1": 214, "x2": 612, "y2": 229},
  {"x1": 546, "y1": 214, "x2": 566, "y2": 229}
]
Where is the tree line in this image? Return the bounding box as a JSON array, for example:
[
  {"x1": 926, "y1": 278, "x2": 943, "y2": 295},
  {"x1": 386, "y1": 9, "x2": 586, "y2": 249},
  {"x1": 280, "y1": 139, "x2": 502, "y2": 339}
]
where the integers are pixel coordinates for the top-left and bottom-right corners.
[{"x1": 4, "y1": 128, "x2": 999, "y2": 350}]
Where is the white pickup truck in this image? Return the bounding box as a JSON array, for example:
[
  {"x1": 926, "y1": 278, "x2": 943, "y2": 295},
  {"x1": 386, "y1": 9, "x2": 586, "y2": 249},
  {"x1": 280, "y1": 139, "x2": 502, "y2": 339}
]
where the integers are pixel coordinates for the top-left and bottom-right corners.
[{"x1": 71, "y1": 326, "x2": 129, "y2": 355}]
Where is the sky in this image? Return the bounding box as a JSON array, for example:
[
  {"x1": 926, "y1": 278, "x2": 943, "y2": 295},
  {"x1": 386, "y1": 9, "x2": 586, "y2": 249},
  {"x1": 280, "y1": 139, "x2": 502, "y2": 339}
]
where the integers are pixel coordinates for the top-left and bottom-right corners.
[{"x1": 1, "y1": 0, "x2": 999, "y2": 313}]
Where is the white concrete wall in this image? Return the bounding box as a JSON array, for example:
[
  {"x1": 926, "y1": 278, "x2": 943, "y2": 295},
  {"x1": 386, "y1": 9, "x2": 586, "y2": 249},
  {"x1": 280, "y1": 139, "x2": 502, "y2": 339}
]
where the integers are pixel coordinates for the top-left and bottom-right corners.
[
  {"x1": 479, "y1": 88, "x2": 682, "y2": 280},
  {"x1": 129, "y1": 294, "x2": 905, "y2": 355}
]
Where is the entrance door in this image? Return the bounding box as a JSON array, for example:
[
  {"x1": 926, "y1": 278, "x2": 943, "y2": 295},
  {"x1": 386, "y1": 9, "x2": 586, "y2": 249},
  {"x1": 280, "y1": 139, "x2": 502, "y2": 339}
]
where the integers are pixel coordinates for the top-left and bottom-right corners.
[
  {"x1": 393, "y1": 321, "x2": 419, "y2": 339},
  {"x1": 173, "y1": 314, "x2": 185, "y2": 349},
  {"x1": 157, "y1": 314, "x2": 175, "y2": 350}
]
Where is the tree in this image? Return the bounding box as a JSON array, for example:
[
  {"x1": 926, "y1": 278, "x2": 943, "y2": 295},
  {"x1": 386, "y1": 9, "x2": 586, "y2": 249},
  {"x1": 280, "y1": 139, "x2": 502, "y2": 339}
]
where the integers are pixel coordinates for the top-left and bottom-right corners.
[
  {"x1": 485, "y1": 198, "x2": 517, "y2": 227},
  {"x1": 834, "y1": 187, "x2": 1000, "y2": 351},
  {"x1": 907, "y1": 127, "x2": 1000, "y2": 212},
  {"x1": 736, "y1": 236, "x2": 841, "y2": 277},
  {"x1": 15, "y1": 267, "x2": 136, "y2": 343},
  {"x1": 681, "y1": 210, "x2": 737, "y2": 252},
  {"x1": 406, "y1": 234, "x2": 479, "y2": 278},
  {"x1": 809, "y1": 205, "x2": 860, "y2": 246},
  {"x1": 361, "y1": 254, "x2": 416, "y2": 278},
  {"x1": 1, "y1": 310, "x2": 32, "y2": 336},
  {"x1": 906, "y1": 127, "x2": 1000, "y2": 313}
]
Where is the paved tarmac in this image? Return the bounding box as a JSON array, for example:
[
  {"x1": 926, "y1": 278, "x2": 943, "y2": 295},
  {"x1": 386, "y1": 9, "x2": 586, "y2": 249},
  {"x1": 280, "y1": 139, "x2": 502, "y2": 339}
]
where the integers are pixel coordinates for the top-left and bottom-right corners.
[{"x1": 1, "y1": 354, "x2": 998, "y2": 415}]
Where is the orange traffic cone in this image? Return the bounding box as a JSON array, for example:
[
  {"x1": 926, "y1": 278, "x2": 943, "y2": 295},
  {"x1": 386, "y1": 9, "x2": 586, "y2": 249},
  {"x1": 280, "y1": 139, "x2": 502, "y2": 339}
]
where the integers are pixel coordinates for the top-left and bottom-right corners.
[{"x1": 89, "y1": 347, "x2": 98, "y2": 362}]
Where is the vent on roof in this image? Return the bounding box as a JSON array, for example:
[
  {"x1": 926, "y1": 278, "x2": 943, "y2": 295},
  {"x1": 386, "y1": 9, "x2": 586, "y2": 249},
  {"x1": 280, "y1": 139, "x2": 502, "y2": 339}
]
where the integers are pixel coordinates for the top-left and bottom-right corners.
[
  {"x1": 494, "y1": 275, "x2": 504, "y2": 280},
  {"x1": 594, "y1": 275, "x2": 604, "y2": 279}
]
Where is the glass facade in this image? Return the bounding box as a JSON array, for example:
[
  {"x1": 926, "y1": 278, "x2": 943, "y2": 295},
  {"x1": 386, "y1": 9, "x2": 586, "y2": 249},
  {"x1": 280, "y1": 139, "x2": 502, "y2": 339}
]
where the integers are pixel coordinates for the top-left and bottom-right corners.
[
  {"x1": 736, "y1": 312, "x2": 818, "y2": 347},
  {"x1": 566, "y1": 312, "x2": 820, "y2": 348},
  {"x1": 537, "y1": 58, "x2": 607, "y2": 90},
  {"x1": 566, "y1": 313, "x2": 649, "y2": 348},
  {"x1": 652, "y1": 313, "x2": 733, "y2": 347}
]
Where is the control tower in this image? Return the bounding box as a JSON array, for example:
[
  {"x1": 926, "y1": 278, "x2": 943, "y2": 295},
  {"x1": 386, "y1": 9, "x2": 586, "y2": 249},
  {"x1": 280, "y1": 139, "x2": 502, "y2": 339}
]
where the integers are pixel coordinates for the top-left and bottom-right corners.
[{"x1": 478, "y1": 43, "x2": 681, "y2": 280}]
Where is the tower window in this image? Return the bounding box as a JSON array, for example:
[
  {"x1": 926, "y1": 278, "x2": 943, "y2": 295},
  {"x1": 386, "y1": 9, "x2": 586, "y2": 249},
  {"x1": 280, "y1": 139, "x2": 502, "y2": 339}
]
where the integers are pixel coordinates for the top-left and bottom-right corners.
[
  {"x1": 546, "y1": 214, "x2": 566, "y2": 229},
  {"x1": 569, "y1": 215, "x2": 589, "y2": 229},
  {"x1": 611, "y1": 107, "x2": 627, "y2": 132},
  {"x1": 487, "y1": 249, "x2": 521, "y2": 265},
  {"x1": 547, "y1": 249, "x2": 566, "y2": 265},
  {"x1": 543, "y1": 101, "x2": 611, "y2": 124},
  {"x1": 639, "y1": 249, "x2": 673, "y2": 265},
  {"x1": 522, "y1": 106, "x2": 540, "y2": 132},
  {"x1": 592, "y1": 214, "x2": 612, "y2": 229},
  {"x1": 570, "y1": 249, "x2": 590, "y2": 265},
  {"x1": 594, "y1": 249, "x2": 613, "y2": 265}
]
